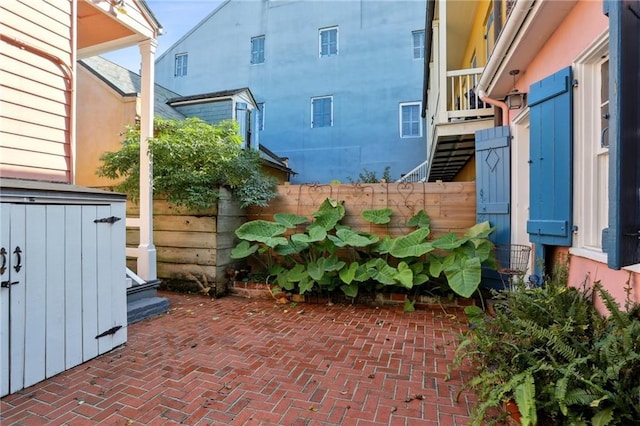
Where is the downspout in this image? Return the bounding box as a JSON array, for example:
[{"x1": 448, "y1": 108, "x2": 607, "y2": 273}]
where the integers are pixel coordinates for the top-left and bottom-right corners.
[
  {"x1": 421, "y1": 0, "x2": 436, "y2": 118},
  {"x1": 476, "y1": 0, "x2": 536, "y2": 125}
]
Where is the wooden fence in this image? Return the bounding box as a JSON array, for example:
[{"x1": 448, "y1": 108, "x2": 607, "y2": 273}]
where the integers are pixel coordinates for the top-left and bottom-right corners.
[
  {"x1": 247, "y1": 182, "x2": 477, "y2": 238},
  {"x1": 126, "y1": 188, "x2": 245, "y2": 295},
  {"x1": 126, "y1": 182, "x2": 476, "y2": 292}
]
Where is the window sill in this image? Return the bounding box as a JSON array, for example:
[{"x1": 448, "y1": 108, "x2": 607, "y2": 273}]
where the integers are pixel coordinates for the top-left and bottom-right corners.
[
  {"x1": 570, "y1": 247, "x2": 608, "y2": 263},
  {"x1": 570, "y1": 247, "x2": 640, "y2": 272}
]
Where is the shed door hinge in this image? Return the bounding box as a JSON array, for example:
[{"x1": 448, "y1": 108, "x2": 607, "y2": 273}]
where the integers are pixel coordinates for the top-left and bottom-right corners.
[
  {"x1": 94, "y1": 216, "x2": 121, "y2": 224},
  {"x1": 95, "y1": 325, "x2": 122, "y2": 339}
]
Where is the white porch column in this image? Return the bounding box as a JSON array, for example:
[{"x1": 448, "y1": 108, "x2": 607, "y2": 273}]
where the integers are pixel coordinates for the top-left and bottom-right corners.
[{"x1": 137, "y1": 39, "x2": 157, "y2": 281}]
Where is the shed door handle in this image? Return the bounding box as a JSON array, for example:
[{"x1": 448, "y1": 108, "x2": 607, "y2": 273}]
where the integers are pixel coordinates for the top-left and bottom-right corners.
[
  {"x1": 0, "y1": 247, "x2": 6, "y2": 275},
  {"x1": 13, "y1": 246, "x2": 22, "y2": 273}
]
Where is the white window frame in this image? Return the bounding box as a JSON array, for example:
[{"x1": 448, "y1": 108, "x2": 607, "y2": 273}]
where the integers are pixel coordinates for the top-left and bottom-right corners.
[
  {"x1": 175, "y1": 53, "x2": 188, "y2": 77},
  {"x1": 399, "y1": 102, "x2": 422, "y2": 138},
  {"x1": 412, "y1": 30, "x2": 425, "y2": 60},
  {"x1": 571, "y1": 31, "x2": 609, "y2": 262},
  {"x1": 251, "y1": 35, "x2": 265, "y2": 64},
  {"x1": 311, "y1": 96, "x2": 333, "y2": 128},
  {"x1": 319, "y1": 26, "x2": 338, "y2": 57}
]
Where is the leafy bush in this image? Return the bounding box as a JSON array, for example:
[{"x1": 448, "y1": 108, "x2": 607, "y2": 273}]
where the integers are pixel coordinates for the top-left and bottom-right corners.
[
  {"x1": 450, "y1": 266, "x2": 640, "y2": 425},
  {"x1": 230, "y1": 197, "x2": 495, "y2": 299},
  {"x1": 348, "y1": 166, "x2": 392, "y2": 183},
  {"x1": 97, "y1": 117, "x2": 277, "y2": 209}
]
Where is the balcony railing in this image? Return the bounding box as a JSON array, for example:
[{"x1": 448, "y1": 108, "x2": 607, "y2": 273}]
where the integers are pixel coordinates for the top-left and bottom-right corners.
[{"x1": 445, "y1": 67, "x2": 493, "y2": 121}]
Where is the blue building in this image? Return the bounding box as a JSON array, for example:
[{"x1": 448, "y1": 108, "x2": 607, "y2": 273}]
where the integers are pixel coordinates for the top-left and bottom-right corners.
[{"x1": 155, "y1": 0, "x2": 427, "y2": 184}]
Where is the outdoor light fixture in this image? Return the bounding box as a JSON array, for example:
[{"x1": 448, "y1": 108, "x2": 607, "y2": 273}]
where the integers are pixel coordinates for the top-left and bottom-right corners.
[{"x1": 505, "y1": 70, "x2": 526, "y2": 110}]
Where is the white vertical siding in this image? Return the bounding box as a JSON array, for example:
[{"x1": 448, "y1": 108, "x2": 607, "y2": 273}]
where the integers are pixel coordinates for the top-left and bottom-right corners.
[{"x1": 0, "y1": 0, "x2": 73, "y2": 182}]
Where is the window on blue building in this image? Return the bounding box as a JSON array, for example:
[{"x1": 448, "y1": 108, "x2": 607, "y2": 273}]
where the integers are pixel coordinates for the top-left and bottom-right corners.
[
  {"x1": 251, "y1": 36, "x2": 265, "y2": 64},
  {"x1": 412, "y1": 30, "x2": 425, "y2": 60},
  {"x1": 311, "y1": 96, "x2": 333, "y2": 128},
  {"x1": 319, "y1": 27, "x2": 338, "y2": 57},
  {"x1": 400, "y1": 102, "x2": 422, "y2": 137},
  {"x1": 175, "y1": 53, "x2": 188, "y2": 77}
]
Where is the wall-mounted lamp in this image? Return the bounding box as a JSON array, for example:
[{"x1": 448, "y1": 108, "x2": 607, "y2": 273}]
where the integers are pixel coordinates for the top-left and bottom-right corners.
[{"x1": 505, "y1": 70, "x2": 526, "y2": 110}]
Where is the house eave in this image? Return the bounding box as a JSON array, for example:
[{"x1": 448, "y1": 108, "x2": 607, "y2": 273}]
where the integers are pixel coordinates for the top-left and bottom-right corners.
[{"x1": 478, "y1": 0, "x2": 578, "y2": 98}]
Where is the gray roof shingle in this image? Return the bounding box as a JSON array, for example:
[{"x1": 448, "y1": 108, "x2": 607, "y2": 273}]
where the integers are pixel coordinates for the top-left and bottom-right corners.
[{"x1": 79, "y1": 56, "x2": 185, "y2": 121}]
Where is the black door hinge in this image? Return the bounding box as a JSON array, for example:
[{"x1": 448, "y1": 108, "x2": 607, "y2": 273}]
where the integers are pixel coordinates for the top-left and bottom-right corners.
[
  {"x1": 94, "y1": 216, "x2": 121, "y2": 224},
  {"x1": 95, "y1": 325, "x2": 122, "y2": 339}
]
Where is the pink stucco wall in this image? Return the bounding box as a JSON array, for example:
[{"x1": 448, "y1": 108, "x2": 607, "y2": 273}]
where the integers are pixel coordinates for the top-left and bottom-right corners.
[
  {"x1": 510, "y1": 0, "x2": 638, "y2": 310},
  {"x1": 514, "y1": 0, "x2": 609, "y2": 94}
]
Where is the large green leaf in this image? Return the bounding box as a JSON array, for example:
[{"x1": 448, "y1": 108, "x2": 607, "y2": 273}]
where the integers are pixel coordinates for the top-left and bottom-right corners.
[
  {"x1": 361, "y1": 208, "x2": 392, "y2": 224},
  {"x1": 444, "y1": 257, "x2": 482, "y2": 298},
  {"x1": 291, "y1": 225, "x2": 327, "y2": 243},
  {"x1": 335, "y1": 228, "x2": 379, "y2": 247},
  {"x1": 429, "y1": 255, "x2": 444, "y2": 277},
  {"x1": 389, "y1": 228, "x2": 433, "y2": 258},
  {"x1": 393, "y1": 262, "x2": 414, "y2": 289},
  {"x1": 322, "y1": 256, "x2": 345, "y2": 272},
  {"x1": 264, "y1": 237, "x2": 288, "y2": 248},
  {"x1": 340, "y1": 282, "x2": 359, "y2": 298},
  {"x1": 274, "y1": 240, "x2": 308, "y2": 255},
  {"x1": 298, "y1": 276, "x2": 315, "y2": 294},
  {"x1": 464, "y1": 221, "x2": 494, "y2": 239},
  {"x1": 372, "y1": 236, "x2": 393, "y2": 254},
  {"x1": 287, "y1": 264, "x2": 307, "y2": 282},
  {"x1": 339, "y1": 262, "x2": 359, "y2": 284},
  {"x1": 354, "y1": 264, "x2": 371, "y2": 282},
  {"x1": 235, "y1": 220, "x2": 286, "y2": 243},
  {"x1": 311, "y1": 199, "x2": 345, "y2": 230},
  {"x1": 274, "y1": 213, "x2": 308, "y2": 228},
  {"x1": 307, "y1": 259, "x2": 324, "y2": 281},
  {"x1": 407, "y1": 210, "x2": 430, "y2": 228},
  {"x1": 367, "y1": 258, "x2": 397, "y2": 285},
  {"x1": 230, "y1": 240, "x2": 259, "y2": 259},
  {"x1": 432, "y1": 233, "x2": 468, "y2": 250}
]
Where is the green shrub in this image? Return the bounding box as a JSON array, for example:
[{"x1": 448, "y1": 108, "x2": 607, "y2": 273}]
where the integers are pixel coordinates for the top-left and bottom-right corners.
[
  {"x1": 231, "y1": 197, "x2": 496, "y2": 299},
  {"x1": 450, "y1": 266, "x2": 640, "y2": 425},
  {"x1": 97, "y1": 117, "x2": 277, "y2": 209}
]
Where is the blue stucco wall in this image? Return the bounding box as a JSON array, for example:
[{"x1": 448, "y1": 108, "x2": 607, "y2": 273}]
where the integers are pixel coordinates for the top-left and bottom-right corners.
[{"x1": 155, "y1": 0, "x2": 426, "y2": 184}]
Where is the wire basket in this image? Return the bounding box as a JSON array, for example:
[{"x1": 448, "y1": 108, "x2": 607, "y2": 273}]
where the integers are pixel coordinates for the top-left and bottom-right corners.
[{"x1": 495, "y1": 244, "x2": 531, "y2": 277}]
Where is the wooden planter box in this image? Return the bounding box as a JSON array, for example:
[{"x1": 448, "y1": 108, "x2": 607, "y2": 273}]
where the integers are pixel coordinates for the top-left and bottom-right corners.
[{"x1": 126, "y1": 188, "x2": 246, "y2": 296}]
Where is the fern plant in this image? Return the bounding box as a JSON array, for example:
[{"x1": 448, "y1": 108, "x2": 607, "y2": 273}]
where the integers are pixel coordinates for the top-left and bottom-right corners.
[{"x1": 451, "y1": 264, "x2": 640, "y2": 425}]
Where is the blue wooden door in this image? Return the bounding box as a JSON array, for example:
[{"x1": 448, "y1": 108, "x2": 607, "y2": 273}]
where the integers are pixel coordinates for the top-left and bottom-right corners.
[
  {"x1": 475, "y1": 126, "x2": 511, "y2": 289},
  {"x1": 527, "y1": 67, "x2": 573, "y2": 274}
]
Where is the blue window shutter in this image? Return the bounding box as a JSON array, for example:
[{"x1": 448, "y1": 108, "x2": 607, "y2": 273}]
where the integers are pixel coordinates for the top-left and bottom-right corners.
[
  {"x1": 475, "y1": 126, "x2": 511, "y2": 289},
  {"x1": 527, "y1": 66, "x2": 573, "y2": 248},
  {"x1": 604, "y1": 0, "x2": 640, "y2": 269}
]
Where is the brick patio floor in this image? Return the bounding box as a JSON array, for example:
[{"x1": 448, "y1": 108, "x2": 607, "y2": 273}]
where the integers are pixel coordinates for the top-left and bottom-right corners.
[{"x1": 1, "y1": 291, "x2": 477, "y2": 425}]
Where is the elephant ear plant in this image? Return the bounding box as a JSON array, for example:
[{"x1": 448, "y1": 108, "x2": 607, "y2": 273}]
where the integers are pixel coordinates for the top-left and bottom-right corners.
[{"x1": 231, "y1": 197, "x2": 495, "y2": 300}]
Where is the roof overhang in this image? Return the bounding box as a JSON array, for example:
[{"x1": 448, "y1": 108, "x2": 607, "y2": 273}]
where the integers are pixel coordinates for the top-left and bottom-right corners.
[
  {"x1": 479, "y1": 0, "x2": 578, "y2": 98},
  {"x1": 77, "y1": 0, "x2": 162, "y2": 58}
]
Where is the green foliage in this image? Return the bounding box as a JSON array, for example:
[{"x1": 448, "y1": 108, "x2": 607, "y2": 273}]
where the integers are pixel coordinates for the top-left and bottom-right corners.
[
  {"x1": 97, "y1": 116, "x2": 277, "y2": 210},
  {"x1": 231, "y1": 197, "x2": 495, "y2": 300},
  {"x1": 348, "y1": 166, "x2": 392, "y2": 183},
  {"x1": 451, "y1": 266, "x2": 640, "y2": 425}
]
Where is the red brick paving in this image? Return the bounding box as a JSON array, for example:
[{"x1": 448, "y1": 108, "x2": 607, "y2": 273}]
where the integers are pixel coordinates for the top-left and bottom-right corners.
[{"x1": 1, "y1": 292, "x2": 476, "y2": 425}]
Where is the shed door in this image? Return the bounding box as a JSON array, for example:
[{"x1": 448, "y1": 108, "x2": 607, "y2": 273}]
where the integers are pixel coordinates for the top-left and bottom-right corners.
[
  {"x1": 527, "y1": 67, "x2": 573, "y2": 272},
  {"x1": 1, "y1": 202, "x2": 126, "y2": 397},
  {"x1": 475, "y1": 126, "x2": 511, "y2": 289}
]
